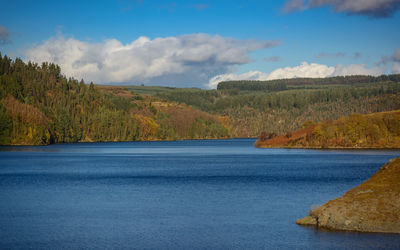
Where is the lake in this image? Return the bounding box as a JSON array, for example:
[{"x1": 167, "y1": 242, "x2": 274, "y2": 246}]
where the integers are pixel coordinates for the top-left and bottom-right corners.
[{"x1": 0, "y1": 139, "x2": 399, "y2": 249}]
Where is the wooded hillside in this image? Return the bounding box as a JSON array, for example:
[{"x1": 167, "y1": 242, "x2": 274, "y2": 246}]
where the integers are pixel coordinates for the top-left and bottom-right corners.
[
  {"x1": 0, "y1": 54, "x2": 230, "y2": 145},
  {"x1": 255, "y1": 110, "x2": 400, "y2": 148},
  {"x1": 217, "y1": 75, "x2": 400, "y2": 91},
  {"x1": 156, "y1": 78, "x2": 400, "y2": 137}
]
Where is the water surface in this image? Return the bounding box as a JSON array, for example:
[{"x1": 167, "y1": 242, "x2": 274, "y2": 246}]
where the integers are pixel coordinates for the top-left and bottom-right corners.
[{"x1": 1, "y1": 139, "x2": 399, "y2": 249}]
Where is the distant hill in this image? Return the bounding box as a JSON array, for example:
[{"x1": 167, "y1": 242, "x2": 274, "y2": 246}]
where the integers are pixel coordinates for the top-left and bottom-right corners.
[
  {"x1": 0, "y1": 55, "x2": 230, "y2": 145},
  {"x1": 217, "y1": 75, "x2": 400, "y2": 91},
  {"x1": 156, "y1": 77, "x2": 400, "y2": 137},
  {"x1": 255, "y1": 110, "x2": 400, "y2": 148},
  {"x1": 297, "y1": 157, "x2": 400, "y2": 233},
  {"x1": 123, "y1": 85, "x2": 201, "y2": 96}
]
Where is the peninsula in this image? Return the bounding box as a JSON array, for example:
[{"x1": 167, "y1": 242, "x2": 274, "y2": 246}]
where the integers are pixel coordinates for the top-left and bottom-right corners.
[
  {"x1": 296, "y1": 157, "x2": 400, "y2": 234},
  {"x1": 255, "y1": 110, "x2": 400, "y2": 149}
]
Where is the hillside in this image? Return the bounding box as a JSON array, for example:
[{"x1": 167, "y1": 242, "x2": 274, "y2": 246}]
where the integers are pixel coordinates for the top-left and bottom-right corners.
[
  {"x1": 0, "y1": 55, "x2": 230, "y2": 145},
  {"x1": 255, "y1": 110, "x2": 400, "y2": 148},
  {"x1": 2, "y1": 53, "x2": 400, "y2": 145},
  {"x1": 154, "y1": 78, "x2": 400, "y2": 137},
  {"x1": 296, "y1": 157, "x2": 400, "y2": 233}
]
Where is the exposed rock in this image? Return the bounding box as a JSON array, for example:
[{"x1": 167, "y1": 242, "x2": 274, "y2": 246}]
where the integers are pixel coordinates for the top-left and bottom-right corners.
[
  {"x1": 296, "y1": 216, "x2": 317, "y2": 226},
  {"x1": 297, "y1": 157, "x2": 400, "y2": 233}
]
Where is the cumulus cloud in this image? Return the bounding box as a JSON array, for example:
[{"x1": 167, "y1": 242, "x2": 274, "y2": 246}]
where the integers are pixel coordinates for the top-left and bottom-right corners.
[
  {"x1": 0, "y1": 25, "x2": 10, "y2": 44},
  {"x1": 208, "y1": 71, "x2": 270, "y2": 88},
  {"x1": 208, "y1": 62, "x2": 387, "y2": 88},
  {"x1": 268, "y1": 62, "x2": 335, "y2": 80},
  {"x1": 264, "y1": 56, "x2": 281, "y2": 62},
  {"x1": 282, "y1": 0, "x2": 400, "y2": 18},
  {"x1": 25, "y1": 34, "x2": 280, "y2": 87}
]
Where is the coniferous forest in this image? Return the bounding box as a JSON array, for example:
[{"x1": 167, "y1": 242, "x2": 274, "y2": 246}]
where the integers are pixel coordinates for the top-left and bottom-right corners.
[
  {"x1": 0, "y1": 54, "x2": 230, "y2": 145},
  {"x1": 1, "y1": 54, "x2": 400, "y2": 145}
]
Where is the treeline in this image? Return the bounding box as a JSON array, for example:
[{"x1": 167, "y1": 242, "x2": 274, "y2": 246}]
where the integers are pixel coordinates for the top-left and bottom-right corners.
[
  {"x1": 255, "y1": 110, "x2": 400, "y2": 148},
  {"x1": 217, "y1": 80, "x2": 287, "y2": 92},
  {"x1": 0, "y1": 54, "x2": 230, "y2": 145},
  {"x1": 217, "y1": 74, "x2": 400, "y2": 91}
]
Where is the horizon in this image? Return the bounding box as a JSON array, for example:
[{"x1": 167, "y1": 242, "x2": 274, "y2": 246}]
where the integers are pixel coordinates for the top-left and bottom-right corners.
[
  {"x1": 1, "y1": 0, "x2": 400, "y2": 88},
  {"x1": 3, "y1": 54, "x2": 399, "y2": 90}
]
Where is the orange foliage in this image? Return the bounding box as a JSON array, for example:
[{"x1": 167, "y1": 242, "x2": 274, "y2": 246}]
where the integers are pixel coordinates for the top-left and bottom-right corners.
[
  {"x1": 161, "y1": 104, "x2": 220, "y2": 136},
  {"x1": 1, "y1": 95, "x2": 49, "y2": 126},
  {"x1": 256, "y1": 110, "x2": 400, "y2": 148},
  {"x1": 218, "y1": 115, "x2": 232, "y2": 133},
  {"x1": 133, "y1": 114, "x2": 159, "y2": 140},
  {"x1": 96, "y1": 86, "x2": 135, "y2": 99}
]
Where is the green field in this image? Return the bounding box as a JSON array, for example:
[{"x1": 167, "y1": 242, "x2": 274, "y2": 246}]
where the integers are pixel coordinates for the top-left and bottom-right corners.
[{"x1": 124, "y1": 85, "x2": 202, "y2": 96}]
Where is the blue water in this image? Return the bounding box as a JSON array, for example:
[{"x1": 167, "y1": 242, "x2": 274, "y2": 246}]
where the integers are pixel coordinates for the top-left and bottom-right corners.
[{"x1": 0, "y1": 139, "x2": 399, "y2": 249}]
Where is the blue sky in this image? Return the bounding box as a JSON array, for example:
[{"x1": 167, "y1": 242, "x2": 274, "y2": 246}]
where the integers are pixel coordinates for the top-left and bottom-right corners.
[{"x1": 1, "y1": 0, "x2": 400, "y2": 88}]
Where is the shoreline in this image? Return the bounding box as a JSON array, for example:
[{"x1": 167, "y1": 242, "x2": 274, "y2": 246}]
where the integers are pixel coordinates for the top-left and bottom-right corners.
[
  {"x1": 0, "y1": 137, "x2": 258, "y2": 147},
  {"x1": 296, "y1": 157, "x2": 400, "y2": 234},
  {"x1": 255, "y1": 144, "x2": 400, "y2": 150}
]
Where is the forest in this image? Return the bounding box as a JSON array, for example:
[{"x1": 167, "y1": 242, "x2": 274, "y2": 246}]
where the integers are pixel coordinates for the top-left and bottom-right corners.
[
  {"x1": 0, "y1": 54, "x2": 230, "y2": 145},
  {"x1": 1, "y1": 53, "x2": 400, "y2": 145},
  {"x1": 217, "y1": 74, "x2": 400, "y2": 91},
  {"x1": 154, "y1": 77, "x2": 400, "y2": 137}
]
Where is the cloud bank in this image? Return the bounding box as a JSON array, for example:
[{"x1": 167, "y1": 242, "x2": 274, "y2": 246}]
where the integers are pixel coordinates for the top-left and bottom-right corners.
[
  {"x1": 283, "y1": 0, "x2": 400, "y2": 18},
  {"x1": 208, "y1": 62, "x2": 386, "y2": 88},
  {"x1": 25, "y1": 34, "x2": 280, "y2": 87}
]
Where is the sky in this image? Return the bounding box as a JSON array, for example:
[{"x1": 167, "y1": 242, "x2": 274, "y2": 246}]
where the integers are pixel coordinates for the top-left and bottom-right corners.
[{"x1": 1, "y1": 0, "x2": 400, "y2": 88}]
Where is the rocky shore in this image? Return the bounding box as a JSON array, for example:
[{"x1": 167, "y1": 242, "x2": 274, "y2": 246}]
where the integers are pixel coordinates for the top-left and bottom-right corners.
[{"x1": 297, "y1": 157, "x2": 400, "y2": 233}]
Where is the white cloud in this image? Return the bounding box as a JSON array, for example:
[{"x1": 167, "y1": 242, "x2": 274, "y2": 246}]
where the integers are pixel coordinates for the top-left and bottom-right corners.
[
  {"x1": 268, "y1": 62, "x2": 335, "y2": 79},
  {"x1": 208, "y1": 62, "x2": 387, "y2": 88},
  {"x1": 25, "y1": 34, "x2": 280, "y2": 87},
  {"x1": 208, "y1": 71, "x2": 269, "y2": 89}
]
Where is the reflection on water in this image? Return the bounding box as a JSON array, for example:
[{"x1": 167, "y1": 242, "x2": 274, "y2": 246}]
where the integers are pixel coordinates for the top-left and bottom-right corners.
[{"x1": 0, "y1": 139, "x2": 399, "y2": 249}]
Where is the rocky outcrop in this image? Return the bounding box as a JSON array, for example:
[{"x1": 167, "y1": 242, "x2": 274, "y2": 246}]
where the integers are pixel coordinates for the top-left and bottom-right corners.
[{"x1": 297, "y1": 157, "x2": 400, "y2": 233}]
